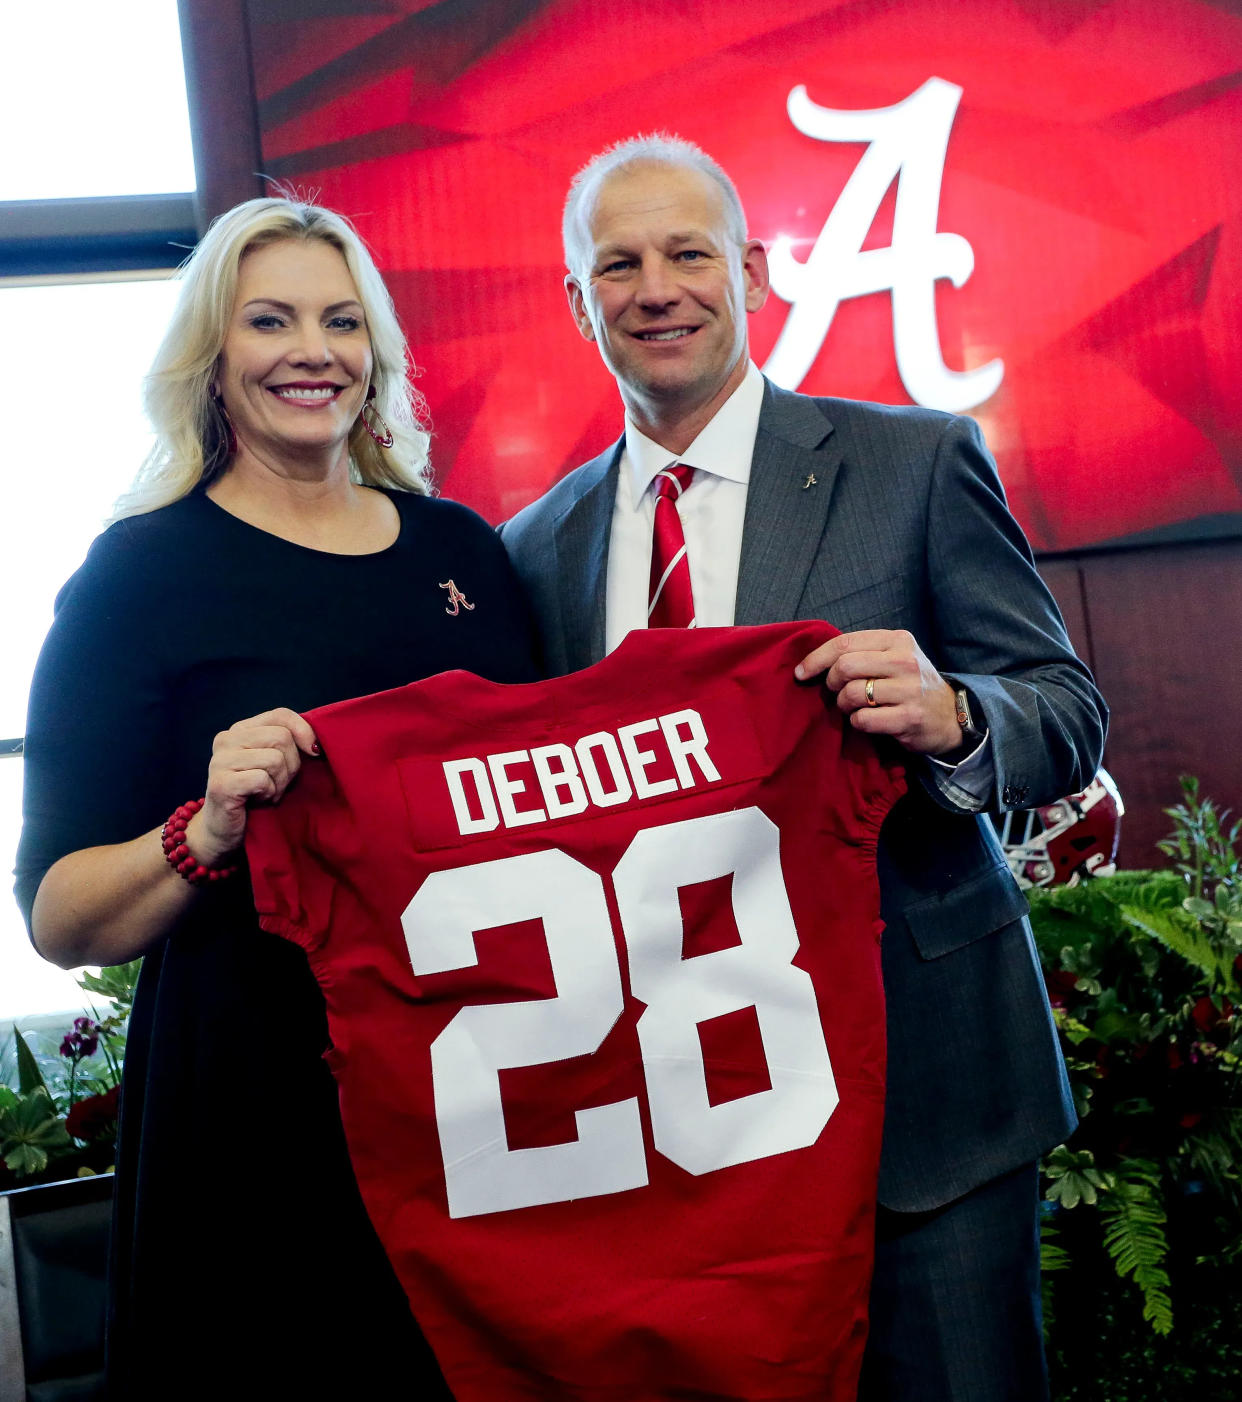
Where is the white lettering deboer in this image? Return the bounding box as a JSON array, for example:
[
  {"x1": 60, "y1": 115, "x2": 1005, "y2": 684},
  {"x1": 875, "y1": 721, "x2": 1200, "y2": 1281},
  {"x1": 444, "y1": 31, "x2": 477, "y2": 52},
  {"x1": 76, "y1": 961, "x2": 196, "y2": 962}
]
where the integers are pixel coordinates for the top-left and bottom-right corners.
[
  {"x1": 530, "y1": 743, "x2": 588, "y2": 820},
  {"x1": 659, "y1": 709, "x2": 721, "y2": 789},
  {"x1": 441, "y1": 708, "x2": 722, "y2": 836},
  {"x1": 575, "y1": 732, "x2": 634, "y2": 809},
  {"x1": 444, "y1": 757, "x2": 499, "y2": 836},
  {"x1": 617, "y1": 718, "x2": 677, "y2": 800},
  {"x1": 487, "y1": 749, "x2": 546, "y2": 829}
]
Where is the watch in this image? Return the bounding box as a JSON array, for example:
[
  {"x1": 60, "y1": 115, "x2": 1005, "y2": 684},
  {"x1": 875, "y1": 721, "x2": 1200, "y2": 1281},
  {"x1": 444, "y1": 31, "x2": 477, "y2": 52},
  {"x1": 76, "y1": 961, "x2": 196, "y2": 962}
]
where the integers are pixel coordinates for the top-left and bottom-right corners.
[{"x1": 952, "y1": 685, "x2": 985, "y2": 747}]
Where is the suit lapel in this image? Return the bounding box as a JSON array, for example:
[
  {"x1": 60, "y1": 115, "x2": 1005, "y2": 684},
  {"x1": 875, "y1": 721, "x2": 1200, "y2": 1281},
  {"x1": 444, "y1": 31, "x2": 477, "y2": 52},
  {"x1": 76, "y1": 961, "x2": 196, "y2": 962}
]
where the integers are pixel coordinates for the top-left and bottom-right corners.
[
  {"x1": 735, "y1": 381, "x2": 842, "y2": 625},
  {"x1": 551, "y1": 440, "x2": 622, "y2": 670}
]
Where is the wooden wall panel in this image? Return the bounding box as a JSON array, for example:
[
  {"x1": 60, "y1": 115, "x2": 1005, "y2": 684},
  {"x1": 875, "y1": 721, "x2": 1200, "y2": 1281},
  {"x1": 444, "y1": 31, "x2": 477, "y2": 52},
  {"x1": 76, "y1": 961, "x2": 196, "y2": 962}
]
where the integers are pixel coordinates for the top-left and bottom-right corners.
[
  {"x1": 1070, "y1": 539, "x2": 1242, "y2": 869},
  {"x1": 1037, "y1": 560, "x2": 1093, "y2": 673}
]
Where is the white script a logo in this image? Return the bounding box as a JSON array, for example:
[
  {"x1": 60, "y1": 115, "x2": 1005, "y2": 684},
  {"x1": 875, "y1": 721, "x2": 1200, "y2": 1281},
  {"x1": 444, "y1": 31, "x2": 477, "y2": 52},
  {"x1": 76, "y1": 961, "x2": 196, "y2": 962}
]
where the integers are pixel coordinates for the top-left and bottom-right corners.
[{"x1": 761, "y1": 78, "x2": 1003, "y2": 414}]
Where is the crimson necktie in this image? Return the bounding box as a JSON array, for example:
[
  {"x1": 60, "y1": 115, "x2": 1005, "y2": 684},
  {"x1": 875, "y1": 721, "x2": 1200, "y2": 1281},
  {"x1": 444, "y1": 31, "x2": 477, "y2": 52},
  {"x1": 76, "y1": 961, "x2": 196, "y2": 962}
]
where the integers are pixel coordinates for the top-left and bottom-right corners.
[{"x1": 648, "y1": 464, "x2": 696, "y2": 629}]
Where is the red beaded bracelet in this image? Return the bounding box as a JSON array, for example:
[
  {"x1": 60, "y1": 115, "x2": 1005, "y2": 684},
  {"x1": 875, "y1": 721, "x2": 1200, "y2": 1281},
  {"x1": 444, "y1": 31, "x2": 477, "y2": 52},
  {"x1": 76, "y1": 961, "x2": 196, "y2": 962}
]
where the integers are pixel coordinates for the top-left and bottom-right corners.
[{"x1": 161, "y1": 798, "x2": 240, "y2": 886}]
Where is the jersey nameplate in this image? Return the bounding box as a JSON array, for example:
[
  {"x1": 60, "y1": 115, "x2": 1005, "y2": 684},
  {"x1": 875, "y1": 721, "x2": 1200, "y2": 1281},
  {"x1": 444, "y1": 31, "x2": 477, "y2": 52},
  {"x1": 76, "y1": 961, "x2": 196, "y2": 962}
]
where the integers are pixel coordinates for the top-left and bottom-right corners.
[
  {"x1": 443, "y1": 707, "x2": 719, "y2": 836},
  {"x1": 398, "y1": 697, "x2": 765, "y2": 852}
]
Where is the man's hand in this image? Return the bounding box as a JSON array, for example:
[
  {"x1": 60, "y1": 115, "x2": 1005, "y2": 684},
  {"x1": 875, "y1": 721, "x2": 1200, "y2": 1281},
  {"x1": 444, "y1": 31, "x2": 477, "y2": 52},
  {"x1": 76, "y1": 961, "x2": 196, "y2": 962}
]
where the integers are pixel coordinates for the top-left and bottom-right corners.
[{"x1": 795, "y1": 630, "x2": 962, "y2": 756}]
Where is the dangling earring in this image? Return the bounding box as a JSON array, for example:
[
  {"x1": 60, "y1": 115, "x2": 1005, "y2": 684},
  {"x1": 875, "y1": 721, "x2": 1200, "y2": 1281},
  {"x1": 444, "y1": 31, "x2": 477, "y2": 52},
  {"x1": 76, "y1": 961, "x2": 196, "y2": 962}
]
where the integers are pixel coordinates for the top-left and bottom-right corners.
[
  {"x1": 209, "y1": 387, "x2": 237, "y2": 461},
  {"x1": 361, "y1": 385, "x2": 394, "y2": 450}
]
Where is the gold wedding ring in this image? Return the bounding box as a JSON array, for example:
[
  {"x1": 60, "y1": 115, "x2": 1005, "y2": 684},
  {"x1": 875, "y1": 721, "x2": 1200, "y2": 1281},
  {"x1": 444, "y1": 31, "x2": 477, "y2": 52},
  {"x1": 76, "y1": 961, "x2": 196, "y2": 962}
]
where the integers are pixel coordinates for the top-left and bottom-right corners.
[{"x1": 865, "y1": 678, "x2": 877, "y2": 707}]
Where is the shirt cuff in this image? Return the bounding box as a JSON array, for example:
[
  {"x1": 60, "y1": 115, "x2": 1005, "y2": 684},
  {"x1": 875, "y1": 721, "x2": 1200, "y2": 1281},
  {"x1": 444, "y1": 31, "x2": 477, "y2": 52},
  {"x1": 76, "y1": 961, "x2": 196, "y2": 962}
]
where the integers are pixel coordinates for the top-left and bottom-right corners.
[{"x1": 923, "y1": 731, "x2": 993, "y2": 811}]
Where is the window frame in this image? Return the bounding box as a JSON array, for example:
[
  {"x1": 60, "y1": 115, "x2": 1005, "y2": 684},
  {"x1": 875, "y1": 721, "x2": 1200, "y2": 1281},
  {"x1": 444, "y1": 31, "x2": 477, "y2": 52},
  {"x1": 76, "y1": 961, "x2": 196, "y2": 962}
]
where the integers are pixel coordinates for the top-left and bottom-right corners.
[
  {"x1": 0, "y1": 196, "x2": 198, "y2": 279},
  {"x1": 0, "y1": 0, "x2": 263, "y2": 1021}
]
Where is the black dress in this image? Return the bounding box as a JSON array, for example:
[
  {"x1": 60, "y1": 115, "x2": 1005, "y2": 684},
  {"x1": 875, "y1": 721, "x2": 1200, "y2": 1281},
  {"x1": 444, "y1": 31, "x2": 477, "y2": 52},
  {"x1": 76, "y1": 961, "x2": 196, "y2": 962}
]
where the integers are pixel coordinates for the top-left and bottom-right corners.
[{"x1": 15, "y1": 488, "x2": 539, "y2": 1400}]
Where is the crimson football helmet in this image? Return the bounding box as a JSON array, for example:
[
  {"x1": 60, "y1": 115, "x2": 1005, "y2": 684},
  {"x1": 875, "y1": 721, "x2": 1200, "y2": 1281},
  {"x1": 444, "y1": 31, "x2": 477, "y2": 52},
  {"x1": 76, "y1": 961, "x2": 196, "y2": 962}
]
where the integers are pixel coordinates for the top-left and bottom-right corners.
[{"x1": 996, "y1": 770, "x2": 1125, "y2": 889}]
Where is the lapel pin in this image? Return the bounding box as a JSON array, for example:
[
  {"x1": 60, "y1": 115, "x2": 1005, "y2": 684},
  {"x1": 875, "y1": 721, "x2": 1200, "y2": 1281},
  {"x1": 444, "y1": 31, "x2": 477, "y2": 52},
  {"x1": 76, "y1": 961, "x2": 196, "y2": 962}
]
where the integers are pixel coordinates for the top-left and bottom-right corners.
[
  {"x1": 803, "y1": 473, "x2": 818, "y2": 490},
  {"x1": 440, "y1": 580, "x2": 475, "y2": 617}
]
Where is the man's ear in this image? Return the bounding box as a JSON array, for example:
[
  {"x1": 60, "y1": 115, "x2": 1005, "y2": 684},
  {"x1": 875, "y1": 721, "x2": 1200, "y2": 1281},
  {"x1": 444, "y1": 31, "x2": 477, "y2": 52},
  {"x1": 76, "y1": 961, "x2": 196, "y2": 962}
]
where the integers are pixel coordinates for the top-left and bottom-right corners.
[
  {"x1": 742, "y1": 239, "x2": 770, "y2": 315},
  {"x1": 565, "y1": 275, "x2": 596, "y2": 342}
]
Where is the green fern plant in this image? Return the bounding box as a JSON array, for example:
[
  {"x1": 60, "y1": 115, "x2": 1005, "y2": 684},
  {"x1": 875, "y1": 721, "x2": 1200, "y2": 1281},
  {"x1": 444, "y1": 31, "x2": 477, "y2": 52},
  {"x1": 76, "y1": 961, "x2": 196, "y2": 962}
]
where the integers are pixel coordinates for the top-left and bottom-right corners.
[
  {"x1": 1099, "y1": 1159, "x2": 1174, "y2": 1334},
  {"x1": 1033, "y1": 777, "x2": 1241, "y2": 1340}
]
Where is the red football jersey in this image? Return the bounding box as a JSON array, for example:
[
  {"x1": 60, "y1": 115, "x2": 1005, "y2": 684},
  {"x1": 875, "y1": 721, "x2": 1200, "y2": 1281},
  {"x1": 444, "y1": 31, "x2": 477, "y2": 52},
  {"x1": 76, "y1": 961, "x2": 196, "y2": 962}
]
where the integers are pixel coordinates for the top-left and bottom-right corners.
[{"x1": 246, "y1": 622, "x2": 905, "y2": 1400}]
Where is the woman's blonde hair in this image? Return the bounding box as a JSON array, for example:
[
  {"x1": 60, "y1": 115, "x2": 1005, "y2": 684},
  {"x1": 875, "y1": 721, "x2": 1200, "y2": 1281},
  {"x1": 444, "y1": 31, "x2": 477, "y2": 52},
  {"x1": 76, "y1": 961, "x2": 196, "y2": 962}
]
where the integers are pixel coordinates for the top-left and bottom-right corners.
[{"x1": 112, "y1": 196, "x2": 431, "y2": 520}]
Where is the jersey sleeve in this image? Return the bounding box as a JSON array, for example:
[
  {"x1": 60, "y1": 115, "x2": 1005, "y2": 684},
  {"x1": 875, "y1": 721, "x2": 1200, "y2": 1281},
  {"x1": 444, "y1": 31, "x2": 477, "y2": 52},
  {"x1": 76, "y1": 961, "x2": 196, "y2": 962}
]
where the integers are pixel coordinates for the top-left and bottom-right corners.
[
  {"x1": 14, "y1": 523, "x2": 175, "y2": 929},
  {"x1": 245, "y1": 754, "x2": 356, "y2": 954}
]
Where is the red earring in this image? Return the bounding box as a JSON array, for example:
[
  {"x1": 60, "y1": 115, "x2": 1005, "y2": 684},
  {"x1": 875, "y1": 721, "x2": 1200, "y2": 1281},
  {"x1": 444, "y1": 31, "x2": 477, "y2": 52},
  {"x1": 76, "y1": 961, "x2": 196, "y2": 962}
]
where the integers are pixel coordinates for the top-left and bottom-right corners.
[
  {"x1": 210, "y1": 388, "x2": 237, "y2": 459},
  {"x1": 361, "y1": 385, "x2": 394, "y2": 449}
]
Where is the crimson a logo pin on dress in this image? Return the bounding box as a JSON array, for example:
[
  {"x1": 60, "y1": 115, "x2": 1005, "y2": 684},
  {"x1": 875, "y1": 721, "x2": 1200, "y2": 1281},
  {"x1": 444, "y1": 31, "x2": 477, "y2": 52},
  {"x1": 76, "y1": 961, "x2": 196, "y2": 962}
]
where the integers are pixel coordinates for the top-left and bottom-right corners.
[{"x1": 440, "y1": 580, "x2": 475, "y2": 617}]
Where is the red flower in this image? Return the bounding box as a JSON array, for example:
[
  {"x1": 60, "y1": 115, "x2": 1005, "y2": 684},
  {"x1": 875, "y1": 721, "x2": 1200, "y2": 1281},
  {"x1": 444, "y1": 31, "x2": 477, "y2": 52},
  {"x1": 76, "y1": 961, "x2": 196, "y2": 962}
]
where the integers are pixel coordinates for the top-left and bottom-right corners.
[
  {"x1": 66, "y1": 1085, "x2": 120, "y2": 1142},
  {"x1": 1192, "y1": 997, "x2": 1217, "y2": 1033},
  {"x1": 1191, "y1": 996, "x2": 1235, "y2": 1042},
  {"x1": 1045, "y1": 969, "x2": 1079, "y2": 1009},
  {"x1": 1179, "y1": 1111, "x2": 1204, "y2": 1129}
]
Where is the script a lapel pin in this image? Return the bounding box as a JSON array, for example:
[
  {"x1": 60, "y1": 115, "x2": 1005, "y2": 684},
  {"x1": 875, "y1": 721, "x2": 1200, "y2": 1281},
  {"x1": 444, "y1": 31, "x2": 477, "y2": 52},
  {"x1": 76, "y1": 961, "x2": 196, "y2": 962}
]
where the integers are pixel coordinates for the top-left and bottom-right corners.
[
  {"x1": 439, "y1": 579, "x2": 475, "y2": 617},
  {"x1": 803, "y1": 473, "x2": 818, "y2": 490}
]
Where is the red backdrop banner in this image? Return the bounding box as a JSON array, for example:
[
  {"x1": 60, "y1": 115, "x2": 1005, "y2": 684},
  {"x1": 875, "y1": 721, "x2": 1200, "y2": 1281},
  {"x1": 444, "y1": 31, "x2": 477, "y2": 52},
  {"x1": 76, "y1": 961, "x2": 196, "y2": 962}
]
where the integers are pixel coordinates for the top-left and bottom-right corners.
[{"x1": 246, "y1": 0, "x2": 1242, "y2": 549}]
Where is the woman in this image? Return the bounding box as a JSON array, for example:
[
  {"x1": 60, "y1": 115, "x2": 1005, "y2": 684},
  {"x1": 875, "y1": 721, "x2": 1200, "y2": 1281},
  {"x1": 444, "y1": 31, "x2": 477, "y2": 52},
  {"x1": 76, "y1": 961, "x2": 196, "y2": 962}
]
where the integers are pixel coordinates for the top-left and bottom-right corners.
[{"x1": 15, "y1": 197, "x2": 536, "y2": 1399}]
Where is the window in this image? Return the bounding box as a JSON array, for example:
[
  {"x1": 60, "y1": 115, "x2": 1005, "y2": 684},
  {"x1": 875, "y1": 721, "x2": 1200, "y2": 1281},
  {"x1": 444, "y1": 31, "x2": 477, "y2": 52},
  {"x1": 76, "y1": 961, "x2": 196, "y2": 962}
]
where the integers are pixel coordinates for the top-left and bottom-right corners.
[
  {"x1": 1, "y1": 1, "x2": 194, "y2": 202},
  {"x1": 1, "y1": 1, "x2": 197, "y2": 1024},
  {"x1": 0, "y1": 275, "x2": 184, "y2": 1022}
]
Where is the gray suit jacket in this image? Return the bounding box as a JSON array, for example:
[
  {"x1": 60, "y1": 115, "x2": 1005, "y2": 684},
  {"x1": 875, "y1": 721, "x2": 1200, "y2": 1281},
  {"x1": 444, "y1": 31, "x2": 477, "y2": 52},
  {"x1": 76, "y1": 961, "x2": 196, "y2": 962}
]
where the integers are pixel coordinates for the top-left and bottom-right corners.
[{"x1": 501, "y1": 379, "x2": 1108, "y2": 1210}]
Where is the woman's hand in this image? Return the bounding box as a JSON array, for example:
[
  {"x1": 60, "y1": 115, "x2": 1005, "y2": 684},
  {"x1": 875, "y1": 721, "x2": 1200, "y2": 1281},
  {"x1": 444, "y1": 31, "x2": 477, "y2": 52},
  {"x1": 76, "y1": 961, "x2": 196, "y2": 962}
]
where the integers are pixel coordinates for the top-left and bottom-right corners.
[{"x1": 187, "y1": 708, "x2": 319, "y2": 865}]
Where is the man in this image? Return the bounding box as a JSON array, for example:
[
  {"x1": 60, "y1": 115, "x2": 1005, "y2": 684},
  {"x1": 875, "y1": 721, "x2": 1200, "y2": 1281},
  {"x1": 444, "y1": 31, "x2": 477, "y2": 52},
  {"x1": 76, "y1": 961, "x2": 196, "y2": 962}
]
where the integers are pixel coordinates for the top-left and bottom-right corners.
[{"x1": 501, "y1": 134, "x2": 1107, "y2": 1400}]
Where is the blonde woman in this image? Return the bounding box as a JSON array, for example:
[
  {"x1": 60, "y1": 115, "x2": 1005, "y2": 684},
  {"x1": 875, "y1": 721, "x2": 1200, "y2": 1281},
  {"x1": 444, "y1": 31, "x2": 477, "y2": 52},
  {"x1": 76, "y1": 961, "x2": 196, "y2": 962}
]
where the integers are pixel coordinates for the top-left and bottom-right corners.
[{"x1": 16, "y1": 197, "x2": 533, "y2": 1399}]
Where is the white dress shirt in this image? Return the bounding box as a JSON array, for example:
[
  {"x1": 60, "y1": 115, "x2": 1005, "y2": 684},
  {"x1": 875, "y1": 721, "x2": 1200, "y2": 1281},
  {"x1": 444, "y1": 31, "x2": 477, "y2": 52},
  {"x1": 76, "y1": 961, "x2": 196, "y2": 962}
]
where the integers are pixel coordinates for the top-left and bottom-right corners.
[
  {"x1": 603, "y1": 360, "x2": 992, "y2": 808},
  {"x1": 606, "y1": 360, "x2": 764, "y2": 647}
]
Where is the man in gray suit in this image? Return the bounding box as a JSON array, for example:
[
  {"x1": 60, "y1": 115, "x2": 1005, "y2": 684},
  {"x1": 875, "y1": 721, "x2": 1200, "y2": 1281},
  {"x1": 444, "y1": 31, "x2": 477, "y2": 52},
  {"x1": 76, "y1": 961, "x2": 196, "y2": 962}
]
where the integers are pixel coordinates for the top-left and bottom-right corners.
[{"x1": 501, "y1": 135, "x2": 1107, "y2": 1400}]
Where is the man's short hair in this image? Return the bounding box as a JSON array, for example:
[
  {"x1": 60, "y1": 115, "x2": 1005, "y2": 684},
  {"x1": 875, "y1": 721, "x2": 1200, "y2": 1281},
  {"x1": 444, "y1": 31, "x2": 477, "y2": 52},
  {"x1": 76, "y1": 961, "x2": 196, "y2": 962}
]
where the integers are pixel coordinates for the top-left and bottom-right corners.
[{"x1": 562, "y1": 133, "x2": 749, "y2": 279}]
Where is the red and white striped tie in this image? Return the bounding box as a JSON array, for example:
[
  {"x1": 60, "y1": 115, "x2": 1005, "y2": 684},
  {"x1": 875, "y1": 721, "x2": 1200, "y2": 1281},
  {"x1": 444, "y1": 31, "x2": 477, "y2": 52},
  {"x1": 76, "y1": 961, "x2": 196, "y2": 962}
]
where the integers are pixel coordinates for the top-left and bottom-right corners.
[{"x1": 648, "y1": 463, "x2": 696, "y2": 629}]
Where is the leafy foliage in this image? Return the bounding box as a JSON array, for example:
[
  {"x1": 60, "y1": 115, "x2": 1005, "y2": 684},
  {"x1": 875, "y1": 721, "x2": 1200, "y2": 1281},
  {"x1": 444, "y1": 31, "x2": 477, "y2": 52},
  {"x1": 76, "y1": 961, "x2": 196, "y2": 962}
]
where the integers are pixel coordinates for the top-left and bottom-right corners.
[
  {"x1": 1044, "y1": 1145, "x2": 1107, "y2": 1209},
  {"x1": 1046, "y1": 1216, "x2": 1242, "y2": 1402},
  {"x1": 1034, "y1": 778, "x2": 1242, "y2": 1346},
  {"x1": 77, "y1": 960, "x2": 142, "y2": 1017},
  {"x1": 13, "y1": 1025, "x2": 46, "y2": 1096},
  {"x1": 0, "y1": 1086, "x2": 71, "y2": 1177},
  {"x1": 1039, "y1": 1213, "x2": 1069, "y2": 1336},
  {"x1": 0, "y1": 960, "x2": 141, "y2": 1189},
  {"x1": 1099, "y1": 1160, "x2": 1173, "y2": 1333}
]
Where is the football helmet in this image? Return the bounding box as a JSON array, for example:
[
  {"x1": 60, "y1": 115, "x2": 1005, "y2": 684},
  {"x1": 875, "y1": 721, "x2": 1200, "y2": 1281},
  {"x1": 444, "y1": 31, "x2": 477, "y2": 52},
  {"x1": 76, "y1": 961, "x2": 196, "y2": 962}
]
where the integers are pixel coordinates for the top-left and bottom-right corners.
[{"x1": 996, "y1": 769, "x2": 1125, "y2": 889}]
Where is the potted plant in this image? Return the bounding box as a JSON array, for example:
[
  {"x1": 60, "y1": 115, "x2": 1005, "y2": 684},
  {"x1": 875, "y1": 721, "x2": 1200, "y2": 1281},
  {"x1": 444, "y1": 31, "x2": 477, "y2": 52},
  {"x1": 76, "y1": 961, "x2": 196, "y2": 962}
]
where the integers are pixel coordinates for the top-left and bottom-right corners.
[
  {"x1": 0, "y1": 961, "x2": 140, "y2": 1190},
  {"x1": 1032, "y1": 780, "x2": 1242, "y2": 1399}
]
